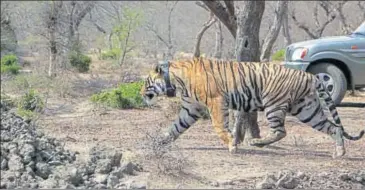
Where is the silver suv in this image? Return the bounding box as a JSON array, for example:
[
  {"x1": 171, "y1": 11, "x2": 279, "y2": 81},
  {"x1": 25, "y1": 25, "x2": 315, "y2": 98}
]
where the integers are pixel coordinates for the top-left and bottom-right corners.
[{"x1": 284, "y1": 22, "x2": 365, "y2": 105}]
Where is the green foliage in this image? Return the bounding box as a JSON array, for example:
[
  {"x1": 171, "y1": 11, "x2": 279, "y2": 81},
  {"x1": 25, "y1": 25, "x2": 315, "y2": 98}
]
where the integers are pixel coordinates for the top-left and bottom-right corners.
[
  {"x1": 16, "y1": 89, "x2": 44, "y2": 119},
  {"x1": 0, "y1": 93, "x2": 15, "y2": 109},
  {"x1": 68, "y1": 51, "x2": 92, "y2": 73},
  {"x1": 90, "y1": 81, "x2": 145, "y2": 109},
  {"x1": 101, "y1": 48, "x2": 120, "y2": 60},
  {"x1": 106, "y1": 7, "x2": 144, "y2": 60},
  {"x1": 0, "y1": 53, "x2": 17, "y2": 66},
  {"x1": 272, "y1": 49, "x2": 285, "y2": 61},
  {"x1": 1, "y1": 53, "x2": 21, "y2": 74}
]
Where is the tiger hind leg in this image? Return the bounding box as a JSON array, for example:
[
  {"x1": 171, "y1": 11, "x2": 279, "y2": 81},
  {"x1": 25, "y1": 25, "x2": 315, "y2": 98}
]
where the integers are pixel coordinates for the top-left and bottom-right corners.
[
  {"x1": 292, "y1": 93, "x2": 345, "y2": 158},
  {"x1": 249, "y1": 105, "x2": 287, "y2": 147}
]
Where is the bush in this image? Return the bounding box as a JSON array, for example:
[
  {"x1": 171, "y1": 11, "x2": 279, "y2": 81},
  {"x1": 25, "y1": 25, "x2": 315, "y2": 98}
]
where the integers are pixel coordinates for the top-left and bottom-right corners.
[
  {"x1": 271, "y1": 49, "x2": 285, "y2": 61},
  {"x1": 0, "y1": 93, "x2": 15, "y2": 109},
  {"x1": 69, "y1": 52, "x2": 91, "y2": 73},
  {"x1": 17, "y1": 89, "x2": 44, "y2": 118},
  {"x1": 100, "y1": 48, "x2": 120, "y2": 60},
  {"x1": 90, "y1": 81, "x2": 145, "y2": 109},
  {"x1": 1, "y1": 53, "x2": 21, "y2": 74}
]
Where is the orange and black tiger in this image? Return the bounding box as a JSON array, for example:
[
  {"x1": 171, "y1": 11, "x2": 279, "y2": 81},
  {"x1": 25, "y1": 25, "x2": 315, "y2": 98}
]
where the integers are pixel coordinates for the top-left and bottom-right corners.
[{"x1": 140, "y1": 57, "x2": 364, "y2": 158}]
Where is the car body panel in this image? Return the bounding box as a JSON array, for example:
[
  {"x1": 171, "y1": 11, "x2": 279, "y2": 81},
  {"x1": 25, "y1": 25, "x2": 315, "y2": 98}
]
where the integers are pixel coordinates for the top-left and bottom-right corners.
[{"x1": 283, "y1": 22, "x2": 365, "y2": 89}]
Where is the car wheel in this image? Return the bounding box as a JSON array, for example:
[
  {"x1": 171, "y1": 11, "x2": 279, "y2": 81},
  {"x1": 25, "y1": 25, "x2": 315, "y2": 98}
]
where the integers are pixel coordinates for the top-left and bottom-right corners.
[{"x1": 307, "y1": 63, "x2": 347, "y2": 105}]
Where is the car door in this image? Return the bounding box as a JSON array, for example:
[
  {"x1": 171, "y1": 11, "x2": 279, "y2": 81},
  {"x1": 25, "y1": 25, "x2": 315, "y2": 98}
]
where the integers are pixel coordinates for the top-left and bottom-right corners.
[{"x1": 341, "y1": 34, "x2": 365, "y2": 86}]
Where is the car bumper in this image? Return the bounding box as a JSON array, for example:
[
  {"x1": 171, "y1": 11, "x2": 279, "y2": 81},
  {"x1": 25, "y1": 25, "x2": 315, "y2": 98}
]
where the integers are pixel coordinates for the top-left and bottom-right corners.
[{"x1": 282, "y1": 61, "x2": 310, "y2": 71}]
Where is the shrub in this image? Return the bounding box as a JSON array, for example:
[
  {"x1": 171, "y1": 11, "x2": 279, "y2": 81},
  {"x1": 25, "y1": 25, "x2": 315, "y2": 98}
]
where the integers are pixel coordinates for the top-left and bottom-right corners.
[
  {"x1": 100, "y1": 48, "x2": 120, "y2": 60},
  {"x1": 90, "y1": 81, "x2": 145, "y2": 109},
  {"x1": 17, "y1": 89, "x2": 44, "y2": 117},
  {"x1": 0, "y1": 93, "x2": 15, "y2": 109},
  {"x1": 69, "y1": 51, "x2": 91, "y2": 73},
  {"x1": 271, "y1": 49, "x2": 285, "y2": 61},
  {"x1": 1, "y1": 53, "x2": 21, "y2": 74}
]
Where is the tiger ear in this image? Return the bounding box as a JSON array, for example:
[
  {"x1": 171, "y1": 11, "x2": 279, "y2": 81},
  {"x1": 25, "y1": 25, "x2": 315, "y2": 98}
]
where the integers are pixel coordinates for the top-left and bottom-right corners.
[{"x1": 154, "y1": 65, "x2": 163, "y2": 75}]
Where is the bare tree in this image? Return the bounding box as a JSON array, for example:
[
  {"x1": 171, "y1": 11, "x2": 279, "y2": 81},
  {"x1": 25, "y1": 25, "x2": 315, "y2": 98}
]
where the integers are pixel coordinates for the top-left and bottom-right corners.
[
  {"x1": 291, "y1": 1, "x2": 337, "y2": 39},
  {"x1": 359, "y1": 1, "x2": 365, "y2": 20},
  {"x1": 147, "y1": 1, "x2": 178, "y2": 60},
  {"x1": 333, "y1": 1, "x2": 363, "y2": 35},
  {"x1": 193, "y1": 2, "x2": 217, "y2": 58},
  {"x1": 202, "y1": 1, "x2": 264, "y2": 143},
  {"x1": 260, "y1": 1, "x2": 287, "y2": 61},
  {"x1": 66, "y1": 1, "x2": 96, "y2": 51},
  {"x1": 46, "y1": 1, "x2": 63, "y2": 78},
  {"x1": 213, "y1": 21, "x2": 224, "y2": 59},
  {"x1": 1, "y1": 1, "x2": 17, "y2": 54},
  {"x1": 202, "y1": 1, "x2": 237, "y2": 38},
  {"x1": 282, "y1": 1, "x2": 292, "y2": 47}
]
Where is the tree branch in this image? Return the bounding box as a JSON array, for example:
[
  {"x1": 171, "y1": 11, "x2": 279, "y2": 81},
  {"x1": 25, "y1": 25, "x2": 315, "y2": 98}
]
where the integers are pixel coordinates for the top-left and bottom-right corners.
[
  {"x1": 193, "y1": 12, "x2": 217, "y2": 58},
  {"x1": 195, "y1": 1, "x2": 209, "y2": 12},
  {"x1": 290, "y1": 10, "x2": 318, "y2": 39},
  {"x1": 260, "y1": 0, "x2": 286, "y2": 61},
  {"x1": 202, "y1": 1, "x2": 237, "y2": 38}
]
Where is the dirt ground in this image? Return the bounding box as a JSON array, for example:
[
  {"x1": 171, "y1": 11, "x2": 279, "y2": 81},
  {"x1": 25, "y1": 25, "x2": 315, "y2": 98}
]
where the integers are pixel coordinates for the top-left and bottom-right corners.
[
  {"x1": 3, "y1": 57, "x2": 365, "y2": 188},
  {"x1": 36, "y1": 93, "x2": 365, "y2": 188}
]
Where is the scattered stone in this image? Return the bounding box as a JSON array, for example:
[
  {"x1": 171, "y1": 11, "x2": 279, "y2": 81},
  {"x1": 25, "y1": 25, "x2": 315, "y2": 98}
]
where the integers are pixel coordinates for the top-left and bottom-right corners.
[
  {"x1": 94, "y1": 174, "x2": 108, "y2": 184},
  {"x1": 35, "y1": 162, "x2": 51, "y2": 179},
  {"x1": 0, "y1": 101, "x2": 144, "y2": 189},
  {"x1": 95, "y1": 159, "x2": 112, "y2": 174},
  {"x1": 339, "y1": 173, "x2": 350, "y2": 181}
]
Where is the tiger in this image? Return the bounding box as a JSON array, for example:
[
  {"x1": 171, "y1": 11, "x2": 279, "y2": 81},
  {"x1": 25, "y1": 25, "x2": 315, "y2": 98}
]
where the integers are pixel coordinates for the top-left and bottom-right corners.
[{"x1": 140, "y1": 57, "x2": 364, "y2": 158}]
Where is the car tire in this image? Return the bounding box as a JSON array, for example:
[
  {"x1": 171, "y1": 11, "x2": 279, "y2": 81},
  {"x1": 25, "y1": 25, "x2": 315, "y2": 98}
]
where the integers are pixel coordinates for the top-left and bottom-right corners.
[{"x1": 307, "y1": 63, "x2": 347, "y2": 105}]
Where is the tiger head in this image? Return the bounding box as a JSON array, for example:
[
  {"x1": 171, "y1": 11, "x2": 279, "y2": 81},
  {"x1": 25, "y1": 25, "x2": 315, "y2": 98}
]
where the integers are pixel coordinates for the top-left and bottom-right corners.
[{"x1": 140, "y1": 62, "x2": 176, "y2": 106}]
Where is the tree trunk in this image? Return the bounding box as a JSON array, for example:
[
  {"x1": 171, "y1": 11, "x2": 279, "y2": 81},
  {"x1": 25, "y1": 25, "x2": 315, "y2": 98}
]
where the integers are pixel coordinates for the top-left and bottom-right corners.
[
  {"x1": 234, "y1": 1, "x2": 265, "y2": 142},
  {"x1": 282, "y1": 1, "x2": 292, "y2": 47},
  {"x1": 108, "y1": 32, "x2": 113, "y2": 50},
  {"x1": 213, "y1": 21, "x2": 223, "y2": 59},
  {"x1": 47, "y1": 1, "x2": 62, "y2": 78},
  {"x1": 260, "y1": 1, "x2": 287, "y2": 61}
]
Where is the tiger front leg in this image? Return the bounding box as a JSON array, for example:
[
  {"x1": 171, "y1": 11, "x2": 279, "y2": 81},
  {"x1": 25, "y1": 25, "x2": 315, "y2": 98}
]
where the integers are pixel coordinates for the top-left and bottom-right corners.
[
  {"x1": 230, "y1": 109, "x2": 246, "y2": 147},
  {"x1": 160, "y1": 100, "x2": 204, "y2": 145},
  {"x1": 209, "y1": 98, "x2": 235, "y2": 153}
]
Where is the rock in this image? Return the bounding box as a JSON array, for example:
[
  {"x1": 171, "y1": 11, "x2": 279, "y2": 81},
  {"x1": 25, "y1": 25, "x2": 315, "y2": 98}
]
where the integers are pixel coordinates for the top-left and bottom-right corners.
[
  {"x1": 355, "y1": 176, "x2": 363, "y2": 183},
  {"x1": 218, "y1": 179, "x2": 234, "y2": 186},
  {"x1": 282, "y1": 177, "x2": 299, "y2": 189},
  {"x1": 255, "y1": 175, "x2": 276, "y2": 189},
  {"x1": 1, "y1": 158, "x2": 8, "y2": 170},
  {"x1": 7, "y1": 155, "x2": 24, "y2": 172},
  {"x1": 94, "y1": 183, "x2": 107, "y2": 189},
  {"x1": 296, "y1": 171, "x2": 306, "y2": 179},
  {"x1": 95, "y1": 159, "x2": 112, "y2": 174},
  {"x1": 339, "y1": 173, "x2": 350, "y2": 181},
  {"x1": 0, "y1": 131, "x2": 11, "y2": 142},
  {"x1": 209, "y1": 181, "x2": 219, "y2": 187},
  {"x1": 60, "y1": 184, "x2": 76, "y2": 189},
  {"x1": 67, "y1": 168, "x2": 83, "y2": 186},
  {"x1": 7, "y1": 143, "x2": 18, "y2": 154},
  {"x1": 107, "y1": 175, "x2": 119, "y2": 188},
  {"x1": 35, "y1": 162, "x2": 51, "y2": 179},
  {"x1": 109, "y1": 167, "x2": 124, "y2": 179},
  {"x1": 29, "y1": 183, "x2": 39, "y2": 189},
  {"x1": 125, "y1": 180, "x2": 147, "y2": 189},
  {"x1": 94, "y1": 174, "x2": 108, "y2": 184},
  {"x1": 256, "y1": 181, "x2": 275, "y2": 189},
  {"x1": 121, "y1": 162, "x2": 137, "y2": 175}
]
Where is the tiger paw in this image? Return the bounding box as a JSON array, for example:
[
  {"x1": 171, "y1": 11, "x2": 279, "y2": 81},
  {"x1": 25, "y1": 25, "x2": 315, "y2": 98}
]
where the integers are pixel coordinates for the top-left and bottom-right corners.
[
  {"x1": 332, "y1": 145, "x2": 346, "y2": 159},
  {"x1": 229, "y1": 145, "x2": 238, "y2": 154},
  {"x1": 248, "y1": 138, "x2": 266, "y2": 148}
]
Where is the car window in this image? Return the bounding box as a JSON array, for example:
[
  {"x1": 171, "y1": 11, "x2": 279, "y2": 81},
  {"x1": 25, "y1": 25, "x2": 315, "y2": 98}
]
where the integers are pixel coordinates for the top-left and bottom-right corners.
[{"x1": 353, "y1": 22, "x2": 365, "y2": 35}]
